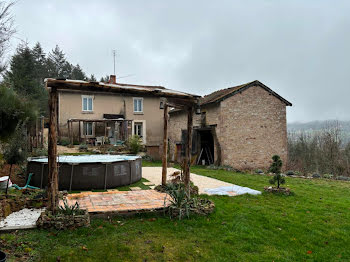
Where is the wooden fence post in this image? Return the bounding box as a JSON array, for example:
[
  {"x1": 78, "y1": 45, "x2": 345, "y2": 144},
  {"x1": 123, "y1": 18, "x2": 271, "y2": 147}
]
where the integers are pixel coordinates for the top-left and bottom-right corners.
[
  {"x1": 183, "y1": 107, "x2": 193, "y2": 193},
  {"x1": 162, "y1": 104, "x2": 169, "y2": 186},
  {"x1": 48, "y1": 87, "x2": 59, "y2": 213}
]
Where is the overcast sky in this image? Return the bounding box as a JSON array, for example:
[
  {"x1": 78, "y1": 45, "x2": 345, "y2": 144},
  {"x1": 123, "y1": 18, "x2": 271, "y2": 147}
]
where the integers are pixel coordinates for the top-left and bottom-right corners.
[{"x1": 8, "y1": 0, "x2": 350, "y2": 123}]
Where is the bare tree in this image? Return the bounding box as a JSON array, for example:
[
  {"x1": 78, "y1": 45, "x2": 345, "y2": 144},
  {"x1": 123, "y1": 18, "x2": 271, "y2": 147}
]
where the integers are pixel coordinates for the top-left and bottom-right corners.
[{"x1": 0, "y1": 1, "x2": 15, "y2": 74}]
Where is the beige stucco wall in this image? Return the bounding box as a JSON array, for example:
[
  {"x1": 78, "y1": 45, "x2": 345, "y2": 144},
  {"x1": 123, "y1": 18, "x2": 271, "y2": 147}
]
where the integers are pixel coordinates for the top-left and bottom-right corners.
[
  {"x1": 168, "y1": 85, "x2": 288, "y2": 170},
  {"x1": 58, "y1": 91, "x2": 164, "y2": 147}
]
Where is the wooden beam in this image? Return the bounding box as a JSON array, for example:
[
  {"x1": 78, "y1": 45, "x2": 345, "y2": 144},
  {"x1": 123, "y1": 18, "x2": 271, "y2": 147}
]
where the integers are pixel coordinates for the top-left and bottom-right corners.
[
  {"x1": 48, "y1": 87, "x2": 59, "y2": 213},
  {"x1": 67, "y1": 120, "x2": 71, "y2": 145},
  {"x1": 183, "y1": 107, "x2": 193, "y2": 194},
  {"x1": 78, "y1": 120, "x2": 81, "y2": 143},
  {"x1": 161, "y1": 104, "x2": 169, "y2": 186},
  {"x1": 40, "y1": 116, "x2": 44, "y2": 148}
]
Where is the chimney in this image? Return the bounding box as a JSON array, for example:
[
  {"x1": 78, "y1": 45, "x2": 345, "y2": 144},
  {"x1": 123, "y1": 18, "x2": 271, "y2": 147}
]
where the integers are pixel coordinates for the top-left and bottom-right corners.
[{"x1": 109, "y1": 75, "x2": 116, "y2": 84}]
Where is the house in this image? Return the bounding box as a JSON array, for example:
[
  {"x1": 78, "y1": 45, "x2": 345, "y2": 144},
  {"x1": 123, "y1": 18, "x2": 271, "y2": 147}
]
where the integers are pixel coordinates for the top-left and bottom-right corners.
[
  {"x1": 168, "y1": 80, "x2": 292, "y2": 170},
  {"x1": 55, "y1": 75, "x2": 175, "y2": 159}
]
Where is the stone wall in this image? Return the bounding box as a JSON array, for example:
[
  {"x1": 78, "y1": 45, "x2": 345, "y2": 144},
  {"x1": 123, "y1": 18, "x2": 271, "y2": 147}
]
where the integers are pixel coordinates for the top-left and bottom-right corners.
[
  {"x1": 219, "y1": 85, "x2": 287, "y2": 170},
  {"x1": 168, "y1": 85, "x2": 288, "y2": 170}
]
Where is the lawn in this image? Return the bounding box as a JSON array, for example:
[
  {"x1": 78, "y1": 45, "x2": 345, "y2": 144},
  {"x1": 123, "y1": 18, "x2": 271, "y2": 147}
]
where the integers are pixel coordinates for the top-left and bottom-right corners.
[{"x1": 1, "y1": 161, "x2": 350, "y2": 261}]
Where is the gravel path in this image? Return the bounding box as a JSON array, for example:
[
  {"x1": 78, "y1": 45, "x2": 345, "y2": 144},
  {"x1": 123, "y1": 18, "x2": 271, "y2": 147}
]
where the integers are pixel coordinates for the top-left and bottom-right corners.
[{"x1": 142, "y1": 167, "x2": 261, "y2": 196}]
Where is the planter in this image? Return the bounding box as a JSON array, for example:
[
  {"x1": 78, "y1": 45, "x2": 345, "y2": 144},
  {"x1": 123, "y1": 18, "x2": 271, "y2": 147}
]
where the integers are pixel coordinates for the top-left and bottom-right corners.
[
  {"x1": 264, "y1": 186, "x2": 292, "y2": 195},
  {"x1": 36, "y1": 210, "x2": 90, "y2": 230},
  {"x1": 0, "y1": 250, "x2": 6, "y2": 262},
  {"x1": 169, "y1": 198, "x2": 215, "y2": 218}
]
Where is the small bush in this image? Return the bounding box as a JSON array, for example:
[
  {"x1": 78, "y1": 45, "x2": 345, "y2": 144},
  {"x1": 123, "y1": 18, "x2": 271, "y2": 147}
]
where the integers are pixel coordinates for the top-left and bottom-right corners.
[
  {"x1": 286, "y1": 170, "x2": 295, "y2": 176},
  {"x1": 79, "y1": 144, "x2": 88, "y2": 152},
  {"x1": 323, "y1": 174, "x2": 334, "y2": 179},
  {"x1": 127, "y1": 135, "x2": 142, "y2": 154},
  {"x1": 59, "y1": 137, "x2": 70, "y2": 146},
  {"x1": 59, "y1": 199, "x2": 85, "y2": 216},
  {"x1": 30, "y1": 148, "x2": 48, "y2": 157},
  {"x1": 268, "y1": 155, "x2": 285, "y2": 189},
  {"x1": 142, "y1": 155, "x2": 154, "y2": 161}
]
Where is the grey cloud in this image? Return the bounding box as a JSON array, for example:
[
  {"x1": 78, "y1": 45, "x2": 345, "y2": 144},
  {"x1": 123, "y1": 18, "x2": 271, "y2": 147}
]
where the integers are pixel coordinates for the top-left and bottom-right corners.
[{"x1": 9, "y1": 0, "x2": 350, "y2": 122}]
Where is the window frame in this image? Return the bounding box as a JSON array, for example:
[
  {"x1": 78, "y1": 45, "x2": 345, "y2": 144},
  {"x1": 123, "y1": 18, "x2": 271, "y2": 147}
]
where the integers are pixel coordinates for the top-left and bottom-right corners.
[
  {"x1": 82, "y1": 95, "x2": 94, "y2": 112},
  {"x1": 132, "y1": 120, "x2": 146, "y2": 144},
  {"x1": 82, "y1": 122, "x2": 94, "y2": 137},
  {"x1": 133, "y1": 97, "x2": 143, "y2": 114},
  {"x1": 134, "y1": 122, "x2": 143, "y2": 137}
]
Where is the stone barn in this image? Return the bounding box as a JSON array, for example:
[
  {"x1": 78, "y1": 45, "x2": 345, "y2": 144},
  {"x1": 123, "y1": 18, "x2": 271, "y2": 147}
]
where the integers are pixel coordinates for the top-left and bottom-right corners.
[{"x1": 168, "y1": 80, "x2": 292, "y2": 170}]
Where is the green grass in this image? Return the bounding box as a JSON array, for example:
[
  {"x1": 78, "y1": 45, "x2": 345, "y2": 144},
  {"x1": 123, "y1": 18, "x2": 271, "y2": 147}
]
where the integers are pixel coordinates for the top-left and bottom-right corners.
[{"x1": 2, "y1": 162, "x2": 350, "y2": 261}]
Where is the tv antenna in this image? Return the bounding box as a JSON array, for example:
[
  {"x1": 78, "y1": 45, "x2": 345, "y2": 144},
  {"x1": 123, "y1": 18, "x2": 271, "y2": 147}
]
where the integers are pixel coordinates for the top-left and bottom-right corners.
[{"x1": 112, "y1": 50, "x2": 116, "y2": 75}]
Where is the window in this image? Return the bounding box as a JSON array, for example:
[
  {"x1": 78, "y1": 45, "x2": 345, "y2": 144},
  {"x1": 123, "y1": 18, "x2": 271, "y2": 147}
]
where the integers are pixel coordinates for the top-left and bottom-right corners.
[
  {"x1": 134, "y1": 122, "x2": 143, "y2": 137},
  {"x1": 82, "y1": 95, "x2": 93, "y2": 111},
  {"x1": 133, "y1": 97, "x2": 143, "y2": 113},
  {"x1": 83, "y1": 122, "x2": 93, "y2": 136}
]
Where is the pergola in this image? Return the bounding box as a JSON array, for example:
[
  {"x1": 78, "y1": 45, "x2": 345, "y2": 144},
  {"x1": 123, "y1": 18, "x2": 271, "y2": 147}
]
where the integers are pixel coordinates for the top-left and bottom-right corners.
[
  {"x1": 45, "y1": 78, "x2": 200, "y2": 212},
  {"x1": 67, "y1": 118, "x2": 131, "y2": 145}
]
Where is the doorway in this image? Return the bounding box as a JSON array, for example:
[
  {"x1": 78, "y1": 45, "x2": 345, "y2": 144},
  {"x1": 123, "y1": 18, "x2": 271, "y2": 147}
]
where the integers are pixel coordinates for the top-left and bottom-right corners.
[{"x1": 197, "y1": 129, "x2": 214, "y2": 165}]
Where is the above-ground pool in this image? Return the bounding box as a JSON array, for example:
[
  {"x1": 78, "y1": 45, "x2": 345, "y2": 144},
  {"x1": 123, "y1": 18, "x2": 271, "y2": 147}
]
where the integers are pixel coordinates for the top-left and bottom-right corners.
[{"x1": 27, "y1": 155, "x2": 142, "y2": 191}]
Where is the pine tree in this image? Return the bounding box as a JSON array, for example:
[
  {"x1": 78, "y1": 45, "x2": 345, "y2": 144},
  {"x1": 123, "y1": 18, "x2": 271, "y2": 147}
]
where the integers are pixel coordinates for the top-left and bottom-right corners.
[
  {"x1": 47, "y1": 45, "x2": 71, "y2": 79},
  {"x1": 269, "y1": 155, "x2": 285, "y2": 188},
  {"x1": 88, "y1": 74, "x2": 96, "y2": 81},
  {"x1": 70, "y1": 64, "x2": 86, "y2": 80},
  {"x1": 100, "y1": 75, "x2": 110, "y2": 82}
]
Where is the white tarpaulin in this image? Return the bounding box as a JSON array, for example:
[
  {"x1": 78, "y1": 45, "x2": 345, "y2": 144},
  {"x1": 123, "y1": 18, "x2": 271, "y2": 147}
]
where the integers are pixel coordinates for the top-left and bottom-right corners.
[{"x1": 204, "y1": 185, "x2": 261, "y2": 196}]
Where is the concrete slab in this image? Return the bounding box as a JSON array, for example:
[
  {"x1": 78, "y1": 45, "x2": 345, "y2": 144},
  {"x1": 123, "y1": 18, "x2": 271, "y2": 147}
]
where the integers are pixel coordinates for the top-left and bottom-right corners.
[{"x1": 0, "y1": 208, "x2": 44, "y2": 231}]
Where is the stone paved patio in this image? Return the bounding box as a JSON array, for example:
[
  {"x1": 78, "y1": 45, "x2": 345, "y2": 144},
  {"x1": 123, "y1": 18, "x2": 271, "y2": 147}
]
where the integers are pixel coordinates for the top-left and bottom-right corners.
[{"x1": 61, "y1": 190, "x2": 170, "y2": 214}]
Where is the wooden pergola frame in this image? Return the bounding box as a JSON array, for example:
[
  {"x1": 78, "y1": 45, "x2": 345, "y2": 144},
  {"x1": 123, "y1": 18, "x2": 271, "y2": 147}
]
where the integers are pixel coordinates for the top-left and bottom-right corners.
[
  {"x1": 45, "y1": 78, "x2": 200, "y2": 212},
  {"x1": 67, "y1": 118, "x2": 131, "y2": 145}
]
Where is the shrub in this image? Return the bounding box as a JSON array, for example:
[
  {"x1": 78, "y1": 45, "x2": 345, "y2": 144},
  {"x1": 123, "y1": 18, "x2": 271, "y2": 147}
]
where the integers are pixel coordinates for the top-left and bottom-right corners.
[
  {"x1": 3, "y1": 122, "x2": 28, "y2": 195},
  {"x1": 312, "y1": 173, "x2": 321, "y2": 178},
  {"x1": 59, "y1": 199, "x2": 85, "y2": 216},
  {"x1": 286, "y1": 170, "x2": 295, "y2": 176},
  {"x1": 142, "y1": 155, "x2": 154, "y2": 161},
  {"x1": 59, "y1": 137, "x2": 70, "y2": 146},
  {"x1": 30, "y1": 148, "x2": 48, "y2": 157},
  {"x1": 127, "y1": 135, "x2": 142, "y2": 154},
  {"x1": 78, "y1": 144, "x2": 88, "y2": 152},
  {"x1": 323, "y1": 174, "x2": 334, "y2": 179},
  {"x1": 268, "y1": 155, "x2": 285, "y2": 188}
]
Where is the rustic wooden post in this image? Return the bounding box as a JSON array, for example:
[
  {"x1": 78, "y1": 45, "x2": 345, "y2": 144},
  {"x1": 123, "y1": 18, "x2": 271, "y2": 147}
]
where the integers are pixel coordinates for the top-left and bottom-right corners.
[
  {"x1": 161, "y1": 104, "x2": 169, "y2": 186},
  {"x1": 48, "y1": 87, "x2": 59, "y2": 213},
  {"x1": 40, "y1": 116, "x2": 44, "y2": 148},
  {"x1": 67, "y1": 120, "x2": 70, "y2": 145},
  {"x1": 78, "y1": 120, "x2": 81, "y2": 143},
  {"x1": 183, "y1": 106, "x2": 193, "y2": 193},
  {"x1": 35, "y1": 117, "x2": 39, "y2": 148},
  {"x1": 70, "y1": 121, "x2": 74, "y2": 145}
]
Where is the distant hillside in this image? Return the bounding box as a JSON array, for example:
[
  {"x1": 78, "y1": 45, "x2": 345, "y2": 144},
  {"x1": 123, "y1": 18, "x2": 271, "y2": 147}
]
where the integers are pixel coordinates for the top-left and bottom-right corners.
[{"x1": 288, "y1": 120, "x2": 350, "y2": 143}]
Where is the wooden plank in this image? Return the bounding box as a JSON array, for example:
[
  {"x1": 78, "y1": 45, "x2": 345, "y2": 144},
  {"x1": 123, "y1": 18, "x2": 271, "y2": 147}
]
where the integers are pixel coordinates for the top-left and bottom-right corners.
[
  {"x1": 78, "y1": 120, "x2": 81, "y2": 143},
  {"x1": 183, "y1": 107, "x2": 193, "y2": 193},
  {"x1": 47, "y1": 87, "x2": 59, "y2": 212},
  {"x1": 161, "y1": 104, "x2": 168, "y2": 186},
  {"x1": 67, "y1": 120, "x2": 71, "y2": 145},
  {"x1": 40, "y1": 116, "x2": 44, "y2": 148}
]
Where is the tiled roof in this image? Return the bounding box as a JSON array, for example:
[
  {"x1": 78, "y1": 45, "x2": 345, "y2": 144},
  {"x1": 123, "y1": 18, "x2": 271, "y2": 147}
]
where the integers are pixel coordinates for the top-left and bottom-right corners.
[{"x1": 200, "y1": 80, "x2": 292, "y2": 106}]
